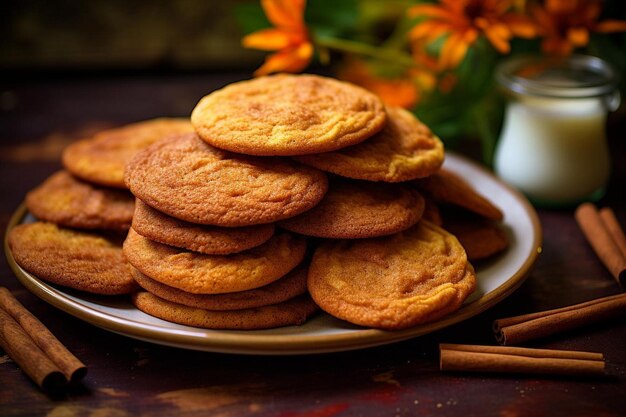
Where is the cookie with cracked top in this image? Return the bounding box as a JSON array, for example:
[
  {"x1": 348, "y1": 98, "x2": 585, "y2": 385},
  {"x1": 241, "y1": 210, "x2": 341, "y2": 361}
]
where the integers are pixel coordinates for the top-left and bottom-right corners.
[{"x1": 191, "y1": 74, "x2": 386, "y2": 156}]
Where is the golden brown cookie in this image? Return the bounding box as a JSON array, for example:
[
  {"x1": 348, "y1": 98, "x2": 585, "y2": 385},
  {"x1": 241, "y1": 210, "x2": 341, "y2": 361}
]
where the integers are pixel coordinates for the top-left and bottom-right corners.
[
  {"x1": 131, "y1": 264, "x2": 307, "y2": 310},
  {"x1": 132, "y1": 199, "x2": 275, "y2": 255},
  {"x1": 123, "y1": 228, "x2": 306, "y2": 294},
  {"x1": 413, "y1": 169, "x2": 503, "y2": 221},
  {"x1": 7, "y1": 222, "x2": 136, "y2": 295},
  {"x1": 125, "y1": 133, "x2": 328, "y2": 227},
  {"x1": 191, "y1": 74, "x2": 386, "y2": 156},
  {"x1": 26, "y1": 171, "x2": 134, "y2": 231},
  {"x1": 308, "y1": 221, "x2": 476, "y2": 330},
  {"x1": 279, "y1": 178, "x2": 425, "y2": 239},
  {"x1": 443, "y1": 211, "x2": 509, "y2": 261},
  {"x1": 63, "y1": 118, "x2": 193, "y2": 188},
  {"x1": 295, "y1": 106, "x2": 444, "y2": 182},
  {"x1": 132, "y1": 292, "x2": 319, "y2": 330}
]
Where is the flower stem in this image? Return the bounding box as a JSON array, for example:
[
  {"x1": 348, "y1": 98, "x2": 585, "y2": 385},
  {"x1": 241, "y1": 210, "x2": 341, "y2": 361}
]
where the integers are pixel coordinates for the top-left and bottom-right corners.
[{"x1": 314, "y1": 36, "x2": 416, "y2": 67}]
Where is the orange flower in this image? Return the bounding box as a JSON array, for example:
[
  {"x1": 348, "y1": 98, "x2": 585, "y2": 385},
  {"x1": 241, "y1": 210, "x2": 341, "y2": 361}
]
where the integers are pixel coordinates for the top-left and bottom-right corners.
[
  {"x1": 408, "y1": 0, "x2": 536, "y2": 69},
  {"x1": 242, "y1": 0, "x2": 313, "y2": 76},
  {"x1": 337, "y1": 59, "x2": 423, "y2": 109},
  {"x1": 530, "y1": 0, "x2": 626, "y2": 56}
]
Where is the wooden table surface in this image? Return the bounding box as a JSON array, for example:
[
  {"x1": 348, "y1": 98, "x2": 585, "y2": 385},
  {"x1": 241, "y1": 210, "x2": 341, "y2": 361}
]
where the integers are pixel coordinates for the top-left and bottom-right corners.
[{"x1": 1, "y1": 73, "x2": 625, "y2": 417}]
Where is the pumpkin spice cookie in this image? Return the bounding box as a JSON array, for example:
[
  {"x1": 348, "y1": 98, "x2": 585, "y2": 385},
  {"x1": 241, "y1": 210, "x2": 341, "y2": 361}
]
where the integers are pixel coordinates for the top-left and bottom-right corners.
[
  {"x1": 443, "y1": 211, "x2": 509, "y2": 261},
  {"x1": 63, "y1": 118, "x2": 193, "y2": 188},
  {"x1": 132, "y1": 199, "x2": 275, "y2": 255},
  {"x1": 295, "y1": 106, "x2": 444, "y2": 182},
  {"x1": 279, "y1": 178, "x2": 425, "y2": 239},
  {"x1": 125, "y1": 133, "x2": 328, "y2": 227},
  {"x1": 191, "y1": 74, "x2": 386, "y2": 156},
  {"x1": 8, "y1": 222, "x2": 136, "y2": 295},
  {"x1": 308, "y1": 221, "x2": 476, "y2": 330},
  {"x1": 123, "y1": 229, "x2": 306, "y2": 294},
  {"x1": 26, "y1": 171, "x2": 134, "y2": 231},
  {"x1": 132, "y1": 292, "x2": 319, "y2": 330},
  {"x1": 131, "y1": 264, "x2": 308, "y2": 310},
  {"x1": 413, "y1": 169, "x2": 504, "y2": 221}
]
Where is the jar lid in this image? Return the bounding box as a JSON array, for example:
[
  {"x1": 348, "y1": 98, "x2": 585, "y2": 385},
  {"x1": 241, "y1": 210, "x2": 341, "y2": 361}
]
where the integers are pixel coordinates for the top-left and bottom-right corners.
[{"x1": 496, "y1": 55, "x2": 619, "y2": 99}]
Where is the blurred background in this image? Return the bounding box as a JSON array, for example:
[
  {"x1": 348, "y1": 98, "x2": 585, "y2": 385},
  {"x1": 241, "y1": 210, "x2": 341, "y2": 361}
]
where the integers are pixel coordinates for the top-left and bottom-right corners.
[
  {"x1": 1, "y1": 0, "x2": 264, "y2": 74},
  {"x1": 2, "y1": 0, "x2": 625, "y2": 163}
]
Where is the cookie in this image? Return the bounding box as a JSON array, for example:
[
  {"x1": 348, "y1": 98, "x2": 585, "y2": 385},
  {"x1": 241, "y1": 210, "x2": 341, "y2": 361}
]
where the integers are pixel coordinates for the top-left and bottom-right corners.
[
  {"x1": 443, "y1": 210, "x2": 509, "y2": 261},
  {"x1": 131, "y1": 264, "x2": 307, "y2": 310},
  {"x1": 8, "y1": 222, "x2": 136, "y2": 295},
  {"x1": 191, "y1": 74, "x2": 386, "y2": 156},
  {"x1": 413, "y1": 169, "x2": 503, "y2": 221},
  {"x1": 132, "y1": 292, "x2": 319, "y2": 330},
  {"x1": 295, "y1": 106, "x2": 444, "y2": 182},
  {"x1": 132, "y1": 199, "x2": 275, "y2": 255},
  {"x1": 308, "y1": 221, "x2": 476, "y2": 330},
  {"x1": 123, "y1": 228, "x2": 306, "y2": 294},
  {"x1": 26, "y1": 171, "x2": 134, "y2": 231},
  {"x1": 279, "y1": 178, "x2": 425, "y2": 239},
  {"x1": 125, "y1": 133, "x2": 328, "y2": 227},
  {"x1": 63, "y1": 118, "x2": 193, "y2": 188},
  {"x1": 422, "y1": 196, "x2": 443, "y2": 226}
]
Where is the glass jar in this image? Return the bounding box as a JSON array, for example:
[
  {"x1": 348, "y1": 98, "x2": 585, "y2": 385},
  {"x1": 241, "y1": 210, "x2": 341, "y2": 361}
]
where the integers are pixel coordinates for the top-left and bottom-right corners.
[{"x1": 493, "y1": 55, "x2": 620, "y2": 207}]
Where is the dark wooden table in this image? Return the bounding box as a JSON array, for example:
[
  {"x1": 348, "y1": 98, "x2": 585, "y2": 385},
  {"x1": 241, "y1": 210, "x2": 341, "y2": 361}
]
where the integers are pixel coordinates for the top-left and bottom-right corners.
[{"x1": 1, "y1": 73, "x2": 625, "y2": 417}]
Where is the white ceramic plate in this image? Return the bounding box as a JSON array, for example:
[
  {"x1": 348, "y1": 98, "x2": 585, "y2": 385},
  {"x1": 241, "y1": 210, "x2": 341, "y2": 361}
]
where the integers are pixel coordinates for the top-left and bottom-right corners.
[{"x1": 4, "y1": 153, "x2": 541, "y2": 355}]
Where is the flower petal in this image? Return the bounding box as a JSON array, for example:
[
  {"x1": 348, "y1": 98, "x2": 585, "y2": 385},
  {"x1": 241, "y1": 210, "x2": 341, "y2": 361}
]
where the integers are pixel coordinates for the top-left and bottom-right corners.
[
  {"x1": 409, "y1": 21, "x2": 450, "y2": 40},
  {"x1": 502, "y1": 14, "x2": 537, "y2": 38},
  {"x1": 482, "y1": 22, "x2": 512, "y2": 53},
  {"x1": 439, "y1": 31, "x2": 475, "y2": 69},
  {"x1": 261, "y1": 0, "x2": 306, "y2": 29},
  {"x1": 567, "y1": 27, "x2": 589, "y2": 47},
  {"x1": 408, "y1": 4, "x2": 457, "y2": 20},
  {"x1": 253, "y1": 42, "x2": 312, "y2": 76},
  {"x1": 595, "y1": 19, "x2": 626, "y2": 33},
  {"x1": 242, "y1": 28, "x2": 292, "y2": 50}
]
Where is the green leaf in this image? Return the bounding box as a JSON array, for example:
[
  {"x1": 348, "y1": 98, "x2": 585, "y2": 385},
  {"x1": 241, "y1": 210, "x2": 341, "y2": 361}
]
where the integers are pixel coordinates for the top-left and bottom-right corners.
[
  {"x1": 233, "y1": 2, "x2": 270, "y2": 34},
  {"x1": 306, "y1": 0, "x2": 359, "y2": 38}
]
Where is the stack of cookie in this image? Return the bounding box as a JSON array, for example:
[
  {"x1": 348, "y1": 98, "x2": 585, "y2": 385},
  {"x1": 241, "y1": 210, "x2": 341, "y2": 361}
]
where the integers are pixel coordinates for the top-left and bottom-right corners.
[
  {"x1": 120, "y1": 74, "x2": 503, "y2": 331},
  {"x1": 8, "y1": 119, "x2": 193, "y2": 295},
  {"x1": 9, "y1": 74, "x2": 508, "y2": 332}
]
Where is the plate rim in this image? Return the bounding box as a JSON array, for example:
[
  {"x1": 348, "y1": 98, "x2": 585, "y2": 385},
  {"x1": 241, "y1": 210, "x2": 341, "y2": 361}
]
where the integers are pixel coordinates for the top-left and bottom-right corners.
[{"x1": 3, "y1": 153, "x2": 542, "y2": 354}]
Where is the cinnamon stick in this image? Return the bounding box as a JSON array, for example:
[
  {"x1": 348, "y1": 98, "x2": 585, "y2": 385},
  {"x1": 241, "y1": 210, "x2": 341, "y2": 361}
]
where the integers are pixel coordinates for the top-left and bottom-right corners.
[
  {"x1": 440, "y1": 344, "x2": 605, "y2": 376},
  {"x1": 575, "y1": 203, "x2": 626, "y2": 288},
  {"x1": 0, "y1": 287, "x2": 87, "y2": 387},
  {"x1": 599, "y1": 207, "x2": 626, "y2": 260},
  {"x1": 493, "y1": 293, "x2": 626, "y2": 345},
  {"x1": 0, "y1": 308, "x2": 66, "y2": 390}
]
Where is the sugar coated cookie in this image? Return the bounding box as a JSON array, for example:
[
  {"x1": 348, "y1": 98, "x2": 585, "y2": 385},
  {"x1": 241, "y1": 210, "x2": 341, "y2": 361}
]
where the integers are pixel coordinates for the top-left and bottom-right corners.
[
  {"x1": 125, "y1": 133, "x2": 328, "y2": 226},
  {"x1": 131, "y1": 264, "x2": 308, "y2": 310},
  {"x1": 443, "y1": 211, "x2": 508, "y2": 261},
  {"x1": 8, "y1": 222, "x2": 136, "y2": 295},
  {"x1": 295, "y1": 106, "x2": 444, "y2": 182},
  {"x1": 123, "y1": 229, "x2": 306, "y2": 294},
  {"x1": 279, "y1": 178, "x2": 424, "y2": 239},
  {"x1": 132, "y1": 199, "x2": 275, "y2": 254},
  {"x1": 26, "y1": 171, "x2": 134, "y2": 231},
  {"x1": 308, "y1": 221, "x2": 476, "y2": 330},
  {"x1": 63, "y1": 118, "x2": 193, "y2": 188},
  {"x1": 414, "y1": 169, "x2": 503, "y2": 221},
  {"x1": 132, "y1": 292, "x2": 319, "y2": 330},
  {"x1": 191, "y1": 74, "x2": 386, "y2": 156}
]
